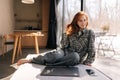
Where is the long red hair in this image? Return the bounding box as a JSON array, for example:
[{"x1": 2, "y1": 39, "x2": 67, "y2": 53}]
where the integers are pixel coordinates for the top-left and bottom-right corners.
[{"x1": 66, "y1": 11, "x2": 88, "y2": 35}]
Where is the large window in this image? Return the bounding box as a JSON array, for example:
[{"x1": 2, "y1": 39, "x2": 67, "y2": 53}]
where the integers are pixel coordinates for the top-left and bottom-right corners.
[{"x1": 85, "y1": 0, "x2": 120, "y2": 33}]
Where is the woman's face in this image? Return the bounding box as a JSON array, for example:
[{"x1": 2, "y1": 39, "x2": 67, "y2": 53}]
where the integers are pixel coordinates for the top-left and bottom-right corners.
[{"x1": 77, "y1": 15, "x2": 87, "y2": 29}]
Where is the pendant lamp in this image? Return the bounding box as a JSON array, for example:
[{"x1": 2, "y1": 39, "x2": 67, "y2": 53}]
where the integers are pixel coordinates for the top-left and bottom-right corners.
[{"x1": 21, "y1": 0, "x2": 34, "y2": 4}]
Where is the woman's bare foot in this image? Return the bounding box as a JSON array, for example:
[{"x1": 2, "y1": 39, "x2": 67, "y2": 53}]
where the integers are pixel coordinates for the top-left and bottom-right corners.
[{"x1": 17, "y1": 58, "x2": 31, "y2": 66}]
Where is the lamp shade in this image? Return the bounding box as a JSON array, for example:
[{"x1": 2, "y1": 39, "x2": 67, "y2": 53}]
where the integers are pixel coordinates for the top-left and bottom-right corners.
[{"x1": 21, "y1": 0, "x2": 34, "y2": 4}]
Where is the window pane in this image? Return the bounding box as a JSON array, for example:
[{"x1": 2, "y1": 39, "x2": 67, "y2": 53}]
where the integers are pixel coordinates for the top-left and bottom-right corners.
[{"x1": 85, "y1": 0, "x2": 120, "y2": 34}]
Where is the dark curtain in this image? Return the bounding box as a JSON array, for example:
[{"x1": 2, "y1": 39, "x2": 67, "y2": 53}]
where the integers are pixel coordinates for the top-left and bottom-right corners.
[
  {"x1": 46, "y1": 0, "x2": 57, "y2": 49},
  {"x1": 81, "y1": 0, "x2": 83, "y2": 11}
]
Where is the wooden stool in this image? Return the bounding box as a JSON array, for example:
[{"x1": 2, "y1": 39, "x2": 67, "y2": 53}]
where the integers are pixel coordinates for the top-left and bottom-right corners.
[{"x1": 2, "y1": 34, "x2": 15, "y2": 55}]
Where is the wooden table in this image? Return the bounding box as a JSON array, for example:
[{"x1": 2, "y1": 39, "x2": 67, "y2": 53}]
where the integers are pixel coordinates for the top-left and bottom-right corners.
[{"x1": 12, "y1": 32, "x2": 44, "y2": 63}]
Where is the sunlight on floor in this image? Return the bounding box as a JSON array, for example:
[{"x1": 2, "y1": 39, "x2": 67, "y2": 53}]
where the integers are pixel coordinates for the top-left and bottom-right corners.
[{"x1": 95, "y1": 34, "x2": 120, "y2": 60}]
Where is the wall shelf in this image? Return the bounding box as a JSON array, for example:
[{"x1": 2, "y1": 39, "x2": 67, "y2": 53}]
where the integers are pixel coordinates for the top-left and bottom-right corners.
[{"x1": 16, "y1": 19, "x2": 41, "y2": 22}]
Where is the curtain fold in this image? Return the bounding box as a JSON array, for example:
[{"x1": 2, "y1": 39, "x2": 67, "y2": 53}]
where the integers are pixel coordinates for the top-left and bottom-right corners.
[
  {"x1": 46, "y1": 0, "x2": 57, "y2": 49},
  {"x1": 56, "y1": 0, "x2": 81, "y2": 47}
]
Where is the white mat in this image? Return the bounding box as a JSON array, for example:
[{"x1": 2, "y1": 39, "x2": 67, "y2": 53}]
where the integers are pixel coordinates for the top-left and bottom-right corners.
[{"x1": 10, "y1": 54, "x2": 112, "y2": 80}]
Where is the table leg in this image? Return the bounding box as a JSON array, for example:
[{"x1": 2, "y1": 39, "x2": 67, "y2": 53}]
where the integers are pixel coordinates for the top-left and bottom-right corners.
[{"x1": 34, "y1": 36, "x2": 39, "y2": 54}]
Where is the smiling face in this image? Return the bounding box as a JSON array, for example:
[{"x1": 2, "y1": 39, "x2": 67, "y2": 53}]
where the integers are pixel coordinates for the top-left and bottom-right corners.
[
  {"x1": 77, "y1": 15, "x2": 88, "y2": 30},
  {"x1": 66, "y1": 11, "x2": 88, "y2": 35}
]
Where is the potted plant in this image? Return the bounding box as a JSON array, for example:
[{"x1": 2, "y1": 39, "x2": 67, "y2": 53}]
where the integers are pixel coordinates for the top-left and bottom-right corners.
[{"x1": 101, "y1": 24, "x2": 110, "y2": 32}]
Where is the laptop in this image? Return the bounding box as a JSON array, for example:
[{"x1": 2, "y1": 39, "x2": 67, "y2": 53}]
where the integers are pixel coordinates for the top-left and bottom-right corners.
[{"x1": 40, "y1": 66, "x2": 80, "y2": 77}]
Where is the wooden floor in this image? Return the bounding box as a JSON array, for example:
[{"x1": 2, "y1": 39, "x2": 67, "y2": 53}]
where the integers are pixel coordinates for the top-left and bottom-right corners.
[{"x1": 0, "y1": 48, "x2": 52, "y2": 80}]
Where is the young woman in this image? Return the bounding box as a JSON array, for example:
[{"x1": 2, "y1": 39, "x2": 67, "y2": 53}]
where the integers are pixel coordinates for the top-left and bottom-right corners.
[{"x1": 17, "y1": 11, "x2": 95, "y2": 66}]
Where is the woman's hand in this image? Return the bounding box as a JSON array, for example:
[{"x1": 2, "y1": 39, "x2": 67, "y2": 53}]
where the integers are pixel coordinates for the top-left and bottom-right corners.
[
  {"x1": 86, "y1": 63, "x2": 92, "y2": 66},
  {"x1": 17, "y1": 58, "x2": 31, "y2": 66},
  {"x1": 84, "y1": 62, "x2": 92, "y2": 66}
]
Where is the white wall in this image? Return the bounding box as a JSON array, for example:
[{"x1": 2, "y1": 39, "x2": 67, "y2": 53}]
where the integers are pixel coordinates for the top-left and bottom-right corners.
[{"x1": 0, "y1": 0, "x2": 15, "y2": 55}]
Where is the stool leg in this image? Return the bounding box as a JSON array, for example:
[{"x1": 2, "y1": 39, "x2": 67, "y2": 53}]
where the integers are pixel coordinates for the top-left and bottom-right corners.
[
  {"x1": 17, "y1": 36, "x2": 22, "y2": 57},
  {"x1": 12, "y1": 35, "x2": 19, "y2": 63},
  {"x1": 2, "y1": 39, "x2": 6, "y2": 56},
  {"x1": 2, "y1": 44, "x2": 6, "y2": 56}
]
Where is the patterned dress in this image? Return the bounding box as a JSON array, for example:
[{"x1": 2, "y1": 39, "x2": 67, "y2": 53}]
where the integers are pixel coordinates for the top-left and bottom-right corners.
[{"x1": 60, "y1": 29, "x2": 95, "y2": 64}]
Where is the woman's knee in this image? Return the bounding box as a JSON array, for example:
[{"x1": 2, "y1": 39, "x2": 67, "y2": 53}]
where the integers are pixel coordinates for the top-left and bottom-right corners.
[
  {"x1": 65, "y1": 53, "x2": 80, "y2": 66},
  {"x1": 72, "y1": 52, "x2": 80, "y2": 62},
  {"x1": 44, "y1": 50, "x2": 64, "y2": 63}
]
